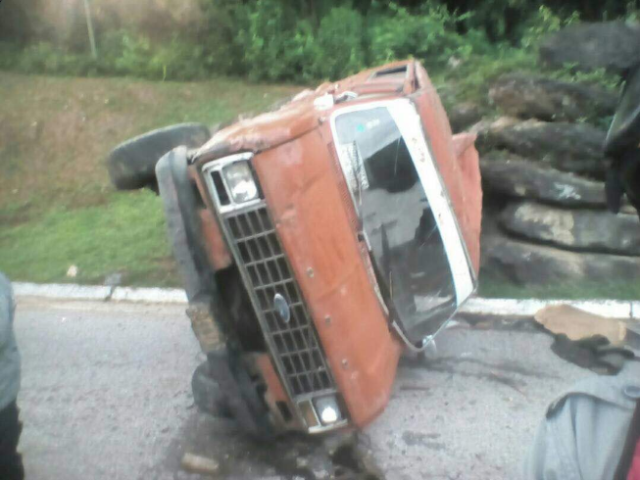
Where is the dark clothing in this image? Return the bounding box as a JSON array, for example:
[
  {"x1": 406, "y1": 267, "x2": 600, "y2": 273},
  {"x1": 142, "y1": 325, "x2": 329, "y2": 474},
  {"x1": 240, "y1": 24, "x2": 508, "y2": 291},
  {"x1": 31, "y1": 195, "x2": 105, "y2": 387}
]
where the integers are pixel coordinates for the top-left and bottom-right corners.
[
  {"x1": 0, "y1": 273, "x2": 20, "y2": 411},
  {"x1": 0, "y1": 401, "x2": 24, "y2": 480}
]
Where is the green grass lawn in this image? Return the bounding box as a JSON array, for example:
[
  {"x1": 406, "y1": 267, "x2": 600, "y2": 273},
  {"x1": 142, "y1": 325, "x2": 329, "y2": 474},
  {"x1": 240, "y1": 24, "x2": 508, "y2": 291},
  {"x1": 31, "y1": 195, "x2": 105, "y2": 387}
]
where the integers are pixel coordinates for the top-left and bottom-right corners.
[
  {"x1": 478, "y1": 275, "x2": 640, "y2": 301},
  {"x1": 0, "y1": 72, "x2": 298, "y2": 286},
  {"x1": 0, "y1": 191, "x2": 177, "y2": 286}
]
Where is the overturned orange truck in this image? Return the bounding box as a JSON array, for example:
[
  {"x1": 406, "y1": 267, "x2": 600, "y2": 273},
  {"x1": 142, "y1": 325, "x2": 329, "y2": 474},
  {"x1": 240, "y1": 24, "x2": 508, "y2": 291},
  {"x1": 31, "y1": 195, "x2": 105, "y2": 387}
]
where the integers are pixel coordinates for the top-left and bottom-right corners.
[{"x1": 108, "y1": 60, "x2": 482, "y2": 437}]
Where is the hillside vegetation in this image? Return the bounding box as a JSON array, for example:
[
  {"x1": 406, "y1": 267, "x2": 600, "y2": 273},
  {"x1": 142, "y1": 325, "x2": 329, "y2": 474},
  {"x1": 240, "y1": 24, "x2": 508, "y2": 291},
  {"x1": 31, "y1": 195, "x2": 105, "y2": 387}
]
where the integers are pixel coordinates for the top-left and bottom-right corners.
[
  {"x1": 0, "y1": 73, "x2": 297, "y2": 285},
  {"x1": 0, "y1": 0, "x2": 636, "y2": 297},
  {"x1": 2, "y1": 0, "x2": 638, "y2": 85}
]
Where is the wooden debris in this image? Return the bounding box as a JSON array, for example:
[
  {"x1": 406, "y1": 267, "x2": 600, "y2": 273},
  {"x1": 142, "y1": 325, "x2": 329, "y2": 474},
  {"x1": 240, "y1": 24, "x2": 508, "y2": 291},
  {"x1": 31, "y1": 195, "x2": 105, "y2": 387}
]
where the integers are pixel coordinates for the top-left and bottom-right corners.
[
  {"x1": 534, "y1": 305, "x2": 627, "y2": 345},
  {"x1": 181, "y1": 452, "x2": 220, "y2": 476}
]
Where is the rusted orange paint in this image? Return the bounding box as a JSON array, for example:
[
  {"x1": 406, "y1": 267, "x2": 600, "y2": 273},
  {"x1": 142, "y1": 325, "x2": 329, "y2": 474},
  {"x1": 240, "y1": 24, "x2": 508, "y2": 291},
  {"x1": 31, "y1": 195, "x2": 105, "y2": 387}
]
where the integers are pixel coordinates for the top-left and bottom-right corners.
[
  {"x1": 253, "y1": 128, "x2": 403, "y2": 428},
  {"x1": 254, "y1": 354, "x2": 302, "y2": 429},
  {"x1": 411, "y1": 65, "x2": 482, "y2": 273},
  {"x1": 190, "y1": 169, "x2": 234, "y2": 272},
  {"x1": 197, "y1": 60, "x2": 418, "y2": 158},
  {"x1": 451, "y1": 133, "x2": 483, "y2": 273},
  {"x1": 193, "y1": 59, "x2": 482, "y2": 431}
]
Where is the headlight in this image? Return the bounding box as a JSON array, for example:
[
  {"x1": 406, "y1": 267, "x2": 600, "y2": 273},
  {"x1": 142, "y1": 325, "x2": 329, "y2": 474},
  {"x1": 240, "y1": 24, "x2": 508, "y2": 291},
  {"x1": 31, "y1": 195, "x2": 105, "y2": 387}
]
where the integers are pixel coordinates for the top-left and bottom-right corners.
[
  {"x1": 313, "y1": 395, "x2": 342, "y2": 425},
  {"x1": 223, "y1": 161, "x2": 258, "y2": 204}
]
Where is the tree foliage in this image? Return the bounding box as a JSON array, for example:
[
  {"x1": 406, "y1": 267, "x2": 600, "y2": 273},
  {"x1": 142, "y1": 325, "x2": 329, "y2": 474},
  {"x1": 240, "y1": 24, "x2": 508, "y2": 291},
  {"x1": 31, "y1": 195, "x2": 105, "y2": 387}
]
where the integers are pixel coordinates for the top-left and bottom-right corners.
[{"x1": 0, "y1": 0, "x2": 638, "y2": 81}]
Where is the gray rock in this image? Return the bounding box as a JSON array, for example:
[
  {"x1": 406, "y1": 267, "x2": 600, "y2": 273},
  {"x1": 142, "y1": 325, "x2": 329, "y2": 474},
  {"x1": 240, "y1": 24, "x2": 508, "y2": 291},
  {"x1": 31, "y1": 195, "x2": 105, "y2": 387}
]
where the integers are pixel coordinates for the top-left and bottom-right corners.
[
  {"x1": 500, "y1": 201, "x2": 640, "y2": 256},
  {"x1": 448, "y1": 102, "x2": 484, "y2": 133},
  {"x1": 480, "y1": 152, "x2": 606, "y2": 207},
  {"x1": 479, "y1": 119, "x2": 607, "y2": 178},
  {"x1": 540, "y1": 21, "x2": 640, "y2": 75},
  {"x1": 489, "y1": 73, "x2": 617, "y2": 122},
  {"x1": 481, "y1": 234, "x2": 640, "y2": 285}
]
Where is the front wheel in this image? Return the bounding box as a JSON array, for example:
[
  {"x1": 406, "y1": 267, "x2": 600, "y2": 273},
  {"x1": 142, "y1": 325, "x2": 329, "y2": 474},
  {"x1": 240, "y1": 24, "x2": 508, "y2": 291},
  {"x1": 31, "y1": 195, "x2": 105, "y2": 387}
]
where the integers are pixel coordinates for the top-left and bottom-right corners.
[{"x1": 191, "y1": 361, "x2": 233, "y2": 419}]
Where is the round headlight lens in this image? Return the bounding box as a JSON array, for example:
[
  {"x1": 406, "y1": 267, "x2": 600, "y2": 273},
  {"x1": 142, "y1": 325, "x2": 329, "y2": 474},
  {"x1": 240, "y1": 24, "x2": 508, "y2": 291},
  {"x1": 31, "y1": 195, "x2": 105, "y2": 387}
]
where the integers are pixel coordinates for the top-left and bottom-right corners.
[
  {"x1": 319, "y1": 405, "x2": 339, "y2": 424},
  {"x1": 313, "y1": 395, "x2": 342, "y2": 425}
]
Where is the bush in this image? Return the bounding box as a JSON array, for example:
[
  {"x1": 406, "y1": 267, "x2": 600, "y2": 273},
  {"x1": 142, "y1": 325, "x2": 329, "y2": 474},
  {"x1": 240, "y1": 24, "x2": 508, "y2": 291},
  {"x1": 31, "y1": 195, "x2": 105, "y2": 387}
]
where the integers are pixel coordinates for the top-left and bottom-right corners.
[
  {"x1": 234, "y1": 0, "x2": 315, "y2": 81},
  {"x1": 197, "y1": 0, "x2": 244, "y2": 76},
  {"x1": 0, "y1": 32, "x2": 209, "y2": 81},
  {"x1": 0, "y1": 42, "x2": 22, "y2": 70},
  {"x1": 112, "y1": 34, "x2": 153, "y2": 77},
  {"x1": 16, "y1": 43, "x2": 100, "y2": 76},
  {"x1": 368, "y1": 2, "x2": 474, "y2": 68},
  {"x1": 521, "y1": 5, "x2": 580, "y2": 49},
  {"x1": 431, "y1": 44, "x2": 537, "y2": 107},
  {"x1": 0, "y1": 0, "x2": 633, "y2": 86},
  {"x1": 309, "y1": 7, "x2": 366, "y2": 80},
  {"x1": 112, "y1": 34, "x2": 207, "y2": 80}
]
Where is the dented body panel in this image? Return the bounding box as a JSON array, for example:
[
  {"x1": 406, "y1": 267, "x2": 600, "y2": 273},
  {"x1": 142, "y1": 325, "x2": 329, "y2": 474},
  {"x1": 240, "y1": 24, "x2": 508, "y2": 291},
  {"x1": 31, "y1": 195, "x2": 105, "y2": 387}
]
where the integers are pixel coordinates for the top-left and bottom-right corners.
[
  {"x1": 252, "y1": 129, "x2": 404, "y2": 428},
  {"x1": 160, "y1": 60, "x2": 481, "y2": 435}
]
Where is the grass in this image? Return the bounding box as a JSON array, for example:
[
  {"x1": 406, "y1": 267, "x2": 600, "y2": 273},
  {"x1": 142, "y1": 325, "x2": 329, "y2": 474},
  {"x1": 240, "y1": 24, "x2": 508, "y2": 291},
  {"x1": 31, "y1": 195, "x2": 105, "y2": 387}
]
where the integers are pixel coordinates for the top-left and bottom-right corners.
[
  {"x1": 0, "y1": 191, "x2": 176, "y2": 286},
  {"x1": 479, "y1": 276, "x2": 640, "y2": 301},
  {"x1": 0, "y1": 72, "x2": 298, "y2": 286}
]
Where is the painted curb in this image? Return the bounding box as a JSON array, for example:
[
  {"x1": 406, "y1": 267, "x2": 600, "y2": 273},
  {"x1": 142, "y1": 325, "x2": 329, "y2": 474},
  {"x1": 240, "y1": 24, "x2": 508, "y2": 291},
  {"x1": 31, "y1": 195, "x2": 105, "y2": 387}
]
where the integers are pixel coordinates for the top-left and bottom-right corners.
[
  {"x1": 14, "y1": 282, "x2": 187, "y2": 304},
  {"x1": 14, "y1": 282, "x2": 112, "y2": 301},
  {"x1": 110, "y1": 287, "x2": 187, "y2": 304},
  {"x1": 13, "y1": 282, "x2": 639, "y2": 319},
  {"x1": 459, "y1": 298, "x2": 635, "y2": 320}
]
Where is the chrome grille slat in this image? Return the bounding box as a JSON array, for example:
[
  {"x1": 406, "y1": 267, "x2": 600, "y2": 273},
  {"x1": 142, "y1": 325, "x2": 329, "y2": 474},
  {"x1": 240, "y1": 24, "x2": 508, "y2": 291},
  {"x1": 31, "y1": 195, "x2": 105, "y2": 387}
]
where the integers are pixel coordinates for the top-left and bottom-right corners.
[{"x1": 223, "y1": 204, "x2": 334, "y2": 397}]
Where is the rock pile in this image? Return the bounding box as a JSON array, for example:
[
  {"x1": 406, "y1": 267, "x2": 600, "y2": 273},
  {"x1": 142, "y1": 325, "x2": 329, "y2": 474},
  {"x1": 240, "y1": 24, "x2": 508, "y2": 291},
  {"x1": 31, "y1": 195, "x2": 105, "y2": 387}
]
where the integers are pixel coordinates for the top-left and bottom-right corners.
[{"x1": 467, "y1": 22, "x2": 640, "y2": 286}]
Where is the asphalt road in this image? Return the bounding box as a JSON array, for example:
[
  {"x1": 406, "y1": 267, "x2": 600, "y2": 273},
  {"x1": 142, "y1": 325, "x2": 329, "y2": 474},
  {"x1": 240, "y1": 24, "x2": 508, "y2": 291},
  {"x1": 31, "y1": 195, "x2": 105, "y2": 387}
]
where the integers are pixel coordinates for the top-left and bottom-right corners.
[{"x1": 14, "y1": 298, "x2": 596, "y2": 480}]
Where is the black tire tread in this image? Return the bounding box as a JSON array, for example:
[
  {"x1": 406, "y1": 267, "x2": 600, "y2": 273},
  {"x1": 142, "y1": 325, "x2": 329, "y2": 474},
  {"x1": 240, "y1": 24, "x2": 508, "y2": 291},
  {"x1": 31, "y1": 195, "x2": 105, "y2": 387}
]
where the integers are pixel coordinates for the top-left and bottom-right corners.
[{"x1": 107, "y1": 123, "x2": 210, "y2": 190}]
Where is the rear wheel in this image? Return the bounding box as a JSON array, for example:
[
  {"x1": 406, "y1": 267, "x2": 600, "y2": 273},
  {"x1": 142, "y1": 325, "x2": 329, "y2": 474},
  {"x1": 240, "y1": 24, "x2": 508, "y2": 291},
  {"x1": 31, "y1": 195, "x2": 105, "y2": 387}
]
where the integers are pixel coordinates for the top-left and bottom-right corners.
[{"x1": 107, "y1": 123, "x2": 210, "y2": 191}]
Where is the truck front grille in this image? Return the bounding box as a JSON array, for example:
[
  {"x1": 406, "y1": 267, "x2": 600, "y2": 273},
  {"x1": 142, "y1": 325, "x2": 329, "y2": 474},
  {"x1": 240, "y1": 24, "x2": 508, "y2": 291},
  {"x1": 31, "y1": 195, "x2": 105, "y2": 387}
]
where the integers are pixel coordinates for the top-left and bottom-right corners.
[{"x1": 223, "y1": 205, "x2": 334, "y2": 397}]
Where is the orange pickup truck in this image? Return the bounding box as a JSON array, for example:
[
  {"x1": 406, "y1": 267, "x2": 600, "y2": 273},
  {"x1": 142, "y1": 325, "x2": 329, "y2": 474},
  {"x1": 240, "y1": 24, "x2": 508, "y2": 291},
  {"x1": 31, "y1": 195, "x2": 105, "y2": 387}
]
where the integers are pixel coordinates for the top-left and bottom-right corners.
[{"x1": 108, "y1": 60, "x2": 482, "y2": 437}]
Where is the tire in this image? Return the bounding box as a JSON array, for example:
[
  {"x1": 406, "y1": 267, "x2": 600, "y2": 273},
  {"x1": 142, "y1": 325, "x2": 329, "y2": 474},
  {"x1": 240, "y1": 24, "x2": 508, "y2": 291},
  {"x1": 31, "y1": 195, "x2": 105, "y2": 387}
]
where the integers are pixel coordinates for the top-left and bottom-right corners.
[
  {"x1": 191, "y1": 361, "x2": 233, "y2": 419},
  {"x1": 107, "y1": 123, "x2": 211, "y2": 191}
]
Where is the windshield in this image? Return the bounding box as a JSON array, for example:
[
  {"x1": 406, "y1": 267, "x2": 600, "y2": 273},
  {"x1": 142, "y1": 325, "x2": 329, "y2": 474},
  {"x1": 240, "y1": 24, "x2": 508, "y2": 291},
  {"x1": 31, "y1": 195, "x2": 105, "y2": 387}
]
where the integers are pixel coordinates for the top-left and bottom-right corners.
[{"x1": 334, "y1": 104, "x2": 470, "y2": 345}]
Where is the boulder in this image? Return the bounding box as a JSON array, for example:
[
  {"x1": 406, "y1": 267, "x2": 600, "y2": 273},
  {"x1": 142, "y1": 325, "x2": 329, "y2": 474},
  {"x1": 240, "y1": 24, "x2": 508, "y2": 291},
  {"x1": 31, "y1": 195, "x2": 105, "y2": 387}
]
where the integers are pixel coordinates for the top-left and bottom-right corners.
[
  {"x1": 447, "y1": 102, "x2": 484, "y2": 133},
  {"x1": 540, "y1": 21, "x2": 640, "y2": 75},
  {"x1": 481, "y1": 234, "x2": 640, "y2": 285},
  {"x1": 489, "y1": 73, "x2": 617, "y2": 122},
  {"x1": 500, "y1": 201, "x2": 640, "y2": 256},
  {"x1": 480, "y1": 152, "x2": 606, "y2": 207},
  {"x1": 479, "y1": 119, "x2": 607, "y2": 178}
]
